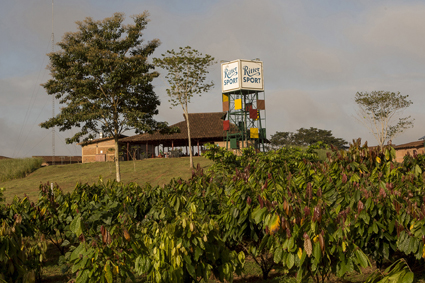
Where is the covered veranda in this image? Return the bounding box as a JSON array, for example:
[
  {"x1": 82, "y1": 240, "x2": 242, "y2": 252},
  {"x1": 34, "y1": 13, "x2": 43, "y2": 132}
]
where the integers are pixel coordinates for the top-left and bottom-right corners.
[{"x1": 119, "y1": 112, "x2": 230, "y2": 159}]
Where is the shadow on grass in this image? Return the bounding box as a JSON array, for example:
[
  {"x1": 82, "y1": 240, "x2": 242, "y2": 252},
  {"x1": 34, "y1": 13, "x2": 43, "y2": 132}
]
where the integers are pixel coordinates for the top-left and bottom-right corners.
[{"x1": 41, "y1": 242, "x2": 71, "y2": 282}]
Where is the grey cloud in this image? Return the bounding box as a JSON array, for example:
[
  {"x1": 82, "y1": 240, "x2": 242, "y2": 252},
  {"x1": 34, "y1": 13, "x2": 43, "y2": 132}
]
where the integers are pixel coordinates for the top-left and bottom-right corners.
[
  {"x1": 346, "y1": 2, "x2": 425, "y2": 75},
  {"x1": 360, "y1": 4, "x2": 425, "y2": 60},
  {"x1": 139, "y1": 0, "x2": 425, "y2": 147},
  {"x1": 267, "y1": 88, "x2": 363, "y2": 139},
  {"x1": 1, "y1": 0, "x2": 425, "y2": 157},
  {"x1": 0, "y1": 117, "x2": 81, "y2": 158}
]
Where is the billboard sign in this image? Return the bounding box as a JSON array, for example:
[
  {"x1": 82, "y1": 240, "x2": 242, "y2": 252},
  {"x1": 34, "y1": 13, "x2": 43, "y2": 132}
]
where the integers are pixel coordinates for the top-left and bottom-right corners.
[
  {"x1": 221, "y1": 59, "x2": 264, "y2": 93},
  {"x1": 222, "y1": 60, "x2": 240, "y2": 92}
]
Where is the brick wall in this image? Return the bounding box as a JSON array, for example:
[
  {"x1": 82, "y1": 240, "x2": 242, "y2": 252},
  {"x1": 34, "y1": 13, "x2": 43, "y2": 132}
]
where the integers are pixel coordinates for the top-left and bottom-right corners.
[
  {"x1": 395, "y1": 147, "x2": 424, "y2": 163},
  {"x1": 81, "y1": 139, "x2": 119, "y2": 163}
]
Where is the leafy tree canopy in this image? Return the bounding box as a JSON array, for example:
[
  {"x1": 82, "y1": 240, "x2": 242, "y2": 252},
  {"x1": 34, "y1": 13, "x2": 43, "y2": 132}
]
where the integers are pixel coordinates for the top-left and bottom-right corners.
[
  {"x1": 40, "y1": 12, "x2": 164, "y2": 181},
  {"x1": 153, "y1": 46, "x2": 215, "y2": 168},
  {"x1": 270, "y1": 127, "x2": 348, "y2": 149},
  {"x1": 355, "y1": 91, "x2": 414, "y2": 148}
]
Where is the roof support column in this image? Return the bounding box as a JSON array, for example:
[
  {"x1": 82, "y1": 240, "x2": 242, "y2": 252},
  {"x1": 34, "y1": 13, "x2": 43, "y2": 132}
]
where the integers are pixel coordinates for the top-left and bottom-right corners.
[
  {"x1": 127, "y1": 143, "x2": 129, "y2": 161},
  {"x1": 197, "y1": 140, "x2": 199, "y2": 156}
]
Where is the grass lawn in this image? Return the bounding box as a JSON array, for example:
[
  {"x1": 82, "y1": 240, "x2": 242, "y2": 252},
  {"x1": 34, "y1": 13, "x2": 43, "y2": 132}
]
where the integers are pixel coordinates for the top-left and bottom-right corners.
[{"x1": 0, "y1": 156, "x2": 213, "y2": 203}]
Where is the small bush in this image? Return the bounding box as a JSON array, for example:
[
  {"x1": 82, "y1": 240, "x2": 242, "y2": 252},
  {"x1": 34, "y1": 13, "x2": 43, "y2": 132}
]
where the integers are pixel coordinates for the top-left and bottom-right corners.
[{"x1": 0, "y1": 158, "x2": 43, "y2": 182}]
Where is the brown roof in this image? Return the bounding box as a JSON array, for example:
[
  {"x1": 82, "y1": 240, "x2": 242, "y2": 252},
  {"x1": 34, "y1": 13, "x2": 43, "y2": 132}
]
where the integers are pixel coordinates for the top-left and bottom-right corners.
[
  {"x1": 393, "y1": 141, "x2": 424, "y2": 150},
  {"x1": 120, "y1": 112, "x2": 231, "y2": 143},
  {"x1": 0, "y1": 156, "x2": 11, "y2": 160},
  {"x1": 77, "y1": 135, "x2": 128, "y2": 146}
]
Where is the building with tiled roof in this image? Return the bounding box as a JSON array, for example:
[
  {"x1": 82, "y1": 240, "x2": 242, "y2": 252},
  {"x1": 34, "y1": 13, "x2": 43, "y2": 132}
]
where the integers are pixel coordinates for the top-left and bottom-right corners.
[
  {"x1": 121, "y1": 112, "x2": 228, "y2": 143},
  {"x1": 393, "y1": 140, "x2": 424, "y2": 162},
  {"x1": 79, "y1": 112, "x2": 236, "y2": 163},
  {"x1": 119, "y1": 112, "x2": 233, "y2": 160}
]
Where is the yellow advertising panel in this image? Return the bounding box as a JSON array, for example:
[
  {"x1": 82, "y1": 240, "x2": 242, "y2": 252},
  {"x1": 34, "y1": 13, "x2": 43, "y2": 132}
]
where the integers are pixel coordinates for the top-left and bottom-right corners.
[
  {"x1": 222, "y1": 94, "x2": 229, "y2": 102},
  {"x1": 250, "y1": 128, "x2": 259, "y2": 139},
  {"x1": 235, "y1": 99, "x2": 242, "y2": 110}
]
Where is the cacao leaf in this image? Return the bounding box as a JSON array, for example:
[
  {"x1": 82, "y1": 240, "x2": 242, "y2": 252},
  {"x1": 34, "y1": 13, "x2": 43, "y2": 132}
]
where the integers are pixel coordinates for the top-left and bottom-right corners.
[
  {"x1": 388, "y1": 220, "x2": 395, "y2": 234},
  {"x1": 269, "y1": 214, "x2": 280, "y2": 235},
  {"x1": 274, "y1": 247, "x2": 283, "y2": 263},
  {"x1": 355, "y1": 249, "x2": 369, "y2": 268},
  {"x1": 70, "y1": 216, "x2": 82, "y2": 237},
  {"x1": 253, "y1": 207, "x2": 268, "y2": 224},
  {"x1": 304, "y1": 238, "x2": 312, "y2": 257},
  {"x1": 104, "y1": 230, "x2": 111, "y2": 245},
  {"x1": 284, "y1": 200, "x2": 289, "y2": 215},
  {"x1": 319, "y1": 234, "x2": 325, "y2": 255},
  {"x1": 288, "y1": 236, "x2": 294, "y2": 250},
  {"x1": 401, "y1": 272, "x2": 414, "y2": 283},
  {"x1": 259, "y1": 234, "x2": 270, "y2": 252},
  {"x1": 372, "y1": 222, "x2": 378, "y2": 234},
  {"x1": 415, "y1": 165, "x2": 422, "y2": 177},
  {"x1": 194, "y1": 246, "x2": 202, "y2": 261},
  {"x1": 297, "y1": 247, "x2": 303, "y2": 260},
  {"x1": 70, "y1": 244, "x2": 84, "y2": 261},
  {"x1": 313, "y1": 242, "x2": 321, "y2": 263},
  {"x1": 104, "y1": 261, "x2": 113, "y2": 283},
  {"x1": 297, "y1": 268, "x2": 304, "y2": 282},
  {"x1": 383, "y1": 242, "x2": 389, "y2": 259},
  {"x1": 286, "y1": 253, "x2": 295, "y2": 269},
  {"x1": 123, "y1": 229, "x2": 130, "y2": 241},
  {"x1": 186, "y1": 262, "x2": 196, "y2": 279}
]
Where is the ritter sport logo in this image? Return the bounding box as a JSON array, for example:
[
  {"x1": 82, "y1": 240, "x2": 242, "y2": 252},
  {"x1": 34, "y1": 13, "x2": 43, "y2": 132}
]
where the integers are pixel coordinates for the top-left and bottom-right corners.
[
  {"x1": 223, "y1": 65, "x2": 238, "y2": 86},
  {"x1": 243, "y1": 65, "x2": 261, "y2": 84}
]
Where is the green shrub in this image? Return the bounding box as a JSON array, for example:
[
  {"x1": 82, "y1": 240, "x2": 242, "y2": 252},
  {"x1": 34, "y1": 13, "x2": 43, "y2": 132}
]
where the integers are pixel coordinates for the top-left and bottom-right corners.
[{"x1": 3, "y1": 139, "x2": 425, "y2": 283}]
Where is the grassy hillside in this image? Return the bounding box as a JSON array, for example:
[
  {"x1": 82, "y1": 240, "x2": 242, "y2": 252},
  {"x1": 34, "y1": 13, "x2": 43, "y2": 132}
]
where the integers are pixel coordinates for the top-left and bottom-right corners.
[
  {"x1": 0, "y1": 156, "x2": 213, "y2": 203},
  {"x1": 0, "y1": 157, "x2": 43, "y2": 182}
]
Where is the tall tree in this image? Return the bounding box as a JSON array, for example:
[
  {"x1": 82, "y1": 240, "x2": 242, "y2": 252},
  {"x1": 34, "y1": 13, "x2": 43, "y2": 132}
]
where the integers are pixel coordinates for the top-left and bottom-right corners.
[
  {"x1": 355, "y1": 91, "x2": 414, "y2": 148},
  {"x1": 293, "y1": 127, "x2": 348, "y2": 149},
  {"x1": 40, "y1": 12, "x2": 164, "y2": 182},
  {"x1": 153, "y1": 46, "x2": 215, "y2": 168},
  {"x1": 269, "y1": 131, "x2": 295, "y2": 150},
  {"x1": 270, "y1": 127, "x2": 348, "y2": 149}
]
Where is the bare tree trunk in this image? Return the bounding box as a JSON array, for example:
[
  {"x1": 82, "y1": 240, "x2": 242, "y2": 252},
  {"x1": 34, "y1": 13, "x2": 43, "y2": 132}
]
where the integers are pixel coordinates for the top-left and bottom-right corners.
[
  {"x1": 184, "y1": 111, "x2": 193, "y2": 168},
  {"x1": 114, "y1": 136, "x2": 121, "y2": 182},
  {"x1": 133, "y1": 152, "x2": 136, "y2": 172}
]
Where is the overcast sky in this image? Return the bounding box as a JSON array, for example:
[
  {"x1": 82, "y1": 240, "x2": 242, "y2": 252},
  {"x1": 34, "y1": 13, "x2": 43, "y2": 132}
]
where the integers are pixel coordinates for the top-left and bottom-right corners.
[{"x1": 1, "y1": 0, "x2": 425, "y2": 158}]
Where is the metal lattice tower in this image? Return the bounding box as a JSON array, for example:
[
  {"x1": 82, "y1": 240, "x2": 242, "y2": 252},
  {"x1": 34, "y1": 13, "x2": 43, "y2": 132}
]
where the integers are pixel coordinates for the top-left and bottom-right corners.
[
  {"x1": 221, "y1": 59, "x2": 266, "y2": 154},
  {"x1": 222, "y1": 90, "x2": 266, "y2": 153},
  {"x1": 51, "y1": 0, "x2": 55, "y2": 165}
]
